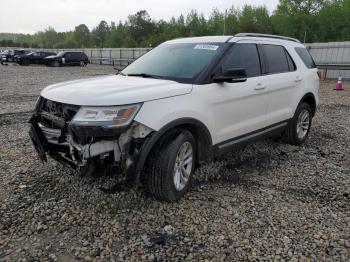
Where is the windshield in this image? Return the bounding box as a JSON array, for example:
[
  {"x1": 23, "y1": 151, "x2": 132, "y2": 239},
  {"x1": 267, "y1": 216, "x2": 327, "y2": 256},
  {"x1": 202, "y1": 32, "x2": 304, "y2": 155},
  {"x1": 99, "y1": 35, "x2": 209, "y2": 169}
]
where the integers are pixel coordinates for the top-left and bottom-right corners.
[
  {"x1": 122, "y1": 43, "x2": 224, "y2": 82},
  {"x1": 57, "y1": 51, "x2": 65, "y2": 56}
]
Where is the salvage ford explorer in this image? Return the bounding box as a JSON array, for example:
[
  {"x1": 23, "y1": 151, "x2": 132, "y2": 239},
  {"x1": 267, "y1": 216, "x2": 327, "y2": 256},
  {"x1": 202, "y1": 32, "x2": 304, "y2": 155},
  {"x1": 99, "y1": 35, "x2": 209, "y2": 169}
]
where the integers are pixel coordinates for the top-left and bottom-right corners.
[{"x1": 29, "y1": 33, "x2": 319, "y2": 202}]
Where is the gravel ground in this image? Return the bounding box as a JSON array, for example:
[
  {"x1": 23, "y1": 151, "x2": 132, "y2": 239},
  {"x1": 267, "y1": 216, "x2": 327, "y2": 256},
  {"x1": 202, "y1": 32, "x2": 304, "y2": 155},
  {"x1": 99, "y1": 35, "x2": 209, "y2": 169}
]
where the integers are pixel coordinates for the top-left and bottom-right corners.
[{"x1": 0, "y1": 64, "x2": 349, "y2": 261}]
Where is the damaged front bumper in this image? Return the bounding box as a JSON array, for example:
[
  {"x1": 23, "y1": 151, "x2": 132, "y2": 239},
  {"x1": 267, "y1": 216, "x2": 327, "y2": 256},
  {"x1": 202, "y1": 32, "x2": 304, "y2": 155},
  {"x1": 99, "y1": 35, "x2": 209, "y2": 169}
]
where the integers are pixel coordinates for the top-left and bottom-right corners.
[{"x1": 28, "y1": 99, "x2": 153, "y2": 176}]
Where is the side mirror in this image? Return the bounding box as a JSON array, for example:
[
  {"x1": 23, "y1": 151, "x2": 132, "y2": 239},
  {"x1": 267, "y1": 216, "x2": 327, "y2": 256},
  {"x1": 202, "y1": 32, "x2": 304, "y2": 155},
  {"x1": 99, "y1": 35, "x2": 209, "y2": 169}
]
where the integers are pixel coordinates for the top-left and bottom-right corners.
[{"x1": 213, "y1": 68, "x2": 247, "y2": 83}]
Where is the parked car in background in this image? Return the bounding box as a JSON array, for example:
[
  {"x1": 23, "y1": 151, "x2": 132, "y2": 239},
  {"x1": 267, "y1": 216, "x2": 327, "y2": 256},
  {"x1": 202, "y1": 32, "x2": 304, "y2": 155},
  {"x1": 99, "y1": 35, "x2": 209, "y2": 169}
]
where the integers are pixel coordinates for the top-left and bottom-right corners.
[
  {"x1": 44, "y1": 51, "x2": 89, "y2": 67},
  {"x1": 1, "y1": 49, "x2": 31, "y2": 63},
  {"x1": 17, "y1": 51, "x2": 57, "y2": 65},
  {"x1": 1, "y1": 49, "x2": 12, "y2": 63}
]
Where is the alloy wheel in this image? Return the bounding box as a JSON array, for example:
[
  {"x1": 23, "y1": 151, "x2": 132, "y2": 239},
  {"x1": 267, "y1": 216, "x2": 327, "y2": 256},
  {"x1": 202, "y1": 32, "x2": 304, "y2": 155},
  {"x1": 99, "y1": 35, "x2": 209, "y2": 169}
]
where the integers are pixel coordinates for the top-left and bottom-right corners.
[
  {"x1": 296, "y1": 109, "x2": 310, "y2": 140},
  {"x1": 173, "y1": 141, "x2": 193, "y2": 191}
]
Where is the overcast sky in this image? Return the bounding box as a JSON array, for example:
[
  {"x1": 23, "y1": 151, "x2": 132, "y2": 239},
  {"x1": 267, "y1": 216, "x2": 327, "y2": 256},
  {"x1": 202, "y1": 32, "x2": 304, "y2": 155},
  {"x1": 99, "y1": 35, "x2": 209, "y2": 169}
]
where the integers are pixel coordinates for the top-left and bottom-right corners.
[{"x1": 0, "y1": 0, "x2": 279, "y2": 34}]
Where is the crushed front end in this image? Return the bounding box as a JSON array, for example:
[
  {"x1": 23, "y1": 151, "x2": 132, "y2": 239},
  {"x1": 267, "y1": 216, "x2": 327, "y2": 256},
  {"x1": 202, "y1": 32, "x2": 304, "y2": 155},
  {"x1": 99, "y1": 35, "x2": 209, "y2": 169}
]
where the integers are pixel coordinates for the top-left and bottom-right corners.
[{"x1": 29, "y1": 97, "x2": 153, "y2": 177}]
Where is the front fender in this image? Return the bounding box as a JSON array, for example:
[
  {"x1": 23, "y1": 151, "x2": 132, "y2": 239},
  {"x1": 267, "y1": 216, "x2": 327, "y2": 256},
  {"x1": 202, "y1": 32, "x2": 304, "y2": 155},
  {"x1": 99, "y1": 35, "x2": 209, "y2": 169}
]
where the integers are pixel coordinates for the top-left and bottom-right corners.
[{"x1": 134, "y1": 117, "x2": 213, "y2": 173}]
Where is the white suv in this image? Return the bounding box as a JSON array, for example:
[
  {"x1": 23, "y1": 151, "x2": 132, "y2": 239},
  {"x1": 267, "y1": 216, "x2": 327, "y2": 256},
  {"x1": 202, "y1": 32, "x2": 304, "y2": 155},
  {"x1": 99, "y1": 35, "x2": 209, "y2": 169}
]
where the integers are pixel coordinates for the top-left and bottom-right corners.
[{"x1": 29, "y1": 33, "x2": 319, "y2": 201}]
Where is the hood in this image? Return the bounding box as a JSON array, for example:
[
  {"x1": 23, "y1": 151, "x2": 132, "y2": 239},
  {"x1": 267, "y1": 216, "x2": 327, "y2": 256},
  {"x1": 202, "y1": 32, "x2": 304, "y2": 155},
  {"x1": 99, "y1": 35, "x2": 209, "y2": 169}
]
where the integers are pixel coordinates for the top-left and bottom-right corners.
[{"x1": 41, "y1": 75, "x2": 192, "y2": 106}]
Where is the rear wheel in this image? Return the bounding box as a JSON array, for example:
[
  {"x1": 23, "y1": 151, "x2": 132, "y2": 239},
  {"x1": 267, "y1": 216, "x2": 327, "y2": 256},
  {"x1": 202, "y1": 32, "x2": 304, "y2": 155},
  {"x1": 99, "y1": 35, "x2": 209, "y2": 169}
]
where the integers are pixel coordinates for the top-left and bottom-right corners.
[
  {"x1": 283, "y1": 102, "x2": 312, "y2": 145},
  {"x1": 52, "y1": 61, "x2": 60, "y2": 67},
  {"x1": 147, "y1": 130, "x2": 196, "y2": 202}
]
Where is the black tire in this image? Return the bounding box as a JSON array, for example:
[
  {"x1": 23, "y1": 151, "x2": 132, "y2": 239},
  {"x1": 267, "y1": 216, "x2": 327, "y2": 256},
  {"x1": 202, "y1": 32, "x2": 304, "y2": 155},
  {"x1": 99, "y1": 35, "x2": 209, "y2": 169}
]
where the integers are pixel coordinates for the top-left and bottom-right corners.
[
  {"x1": 52, "y1": 61, "x2": 60, "y2": 67},
  {"x1": 22, "y1": 59, "x2": 29, "y2": 66},
  {"x1": 80, "y1": 61, "x2": 88, "y2": 67},
  {"x1": 283, "y1": 102, "x2": 312, "y2": 145},
  {"x1": 146, "y1": 130, "x2": 196, "y2": 202}
]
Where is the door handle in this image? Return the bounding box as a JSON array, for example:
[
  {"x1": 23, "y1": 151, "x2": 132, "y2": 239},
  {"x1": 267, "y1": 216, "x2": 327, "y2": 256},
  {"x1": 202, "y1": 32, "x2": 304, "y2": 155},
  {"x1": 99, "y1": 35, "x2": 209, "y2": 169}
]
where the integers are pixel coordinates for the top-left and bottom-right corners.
[
  {"x1": 295, "y1": 76, "x2": 302, "y2": 82},
  {"x1": 254, "y1": 83, "x2": 266, "y2": 90}
]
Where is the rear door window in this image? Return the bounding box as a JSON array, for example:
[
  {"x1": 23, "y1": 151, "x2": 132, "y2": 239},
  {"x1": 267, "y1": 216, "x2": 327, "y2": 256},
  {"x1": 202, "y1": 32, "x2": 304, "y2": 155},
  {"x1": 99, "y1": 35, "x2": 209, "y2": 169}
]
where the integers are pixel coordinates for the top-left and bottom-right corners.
[
  {"x1": 221, "y1": 43, "x2": 261, "y2": 78},
  {"x1": 295, "y1": 47, "x2": 316, "y2": 68},
  {"x1": 261, "y1": 44, "x2": 295, "y2": 74},
  {"x1": 65, "y1": 53, "x2": 73, "y2": 59}
]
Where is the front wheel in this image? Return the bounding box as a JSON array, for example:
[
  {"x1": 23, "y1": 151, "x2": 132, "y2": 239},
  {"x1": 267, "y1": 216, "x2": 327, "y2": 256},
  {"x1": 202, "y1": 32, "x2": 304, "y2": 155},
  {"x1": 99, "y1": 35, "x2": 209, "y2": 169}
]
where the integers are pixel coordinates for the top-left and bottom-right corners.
[
  {"x1": 147, "y1": 130, "x2": 196, "y2": 202},
  {"x1": 283, "y1": 102, "x2": 312, "y2": 145}
]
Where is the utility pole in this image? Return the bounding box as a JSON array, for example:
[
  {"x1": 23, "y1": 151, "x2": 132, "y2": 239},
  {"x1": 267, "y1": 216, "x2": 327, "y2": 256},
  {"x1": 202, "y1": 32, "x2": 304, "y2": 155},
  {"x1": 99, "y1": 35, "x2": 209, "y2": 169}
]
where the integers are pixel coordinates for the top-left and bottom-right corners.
[{"x1": 223, "y1": 9, "x2": 227, "y2": 35}]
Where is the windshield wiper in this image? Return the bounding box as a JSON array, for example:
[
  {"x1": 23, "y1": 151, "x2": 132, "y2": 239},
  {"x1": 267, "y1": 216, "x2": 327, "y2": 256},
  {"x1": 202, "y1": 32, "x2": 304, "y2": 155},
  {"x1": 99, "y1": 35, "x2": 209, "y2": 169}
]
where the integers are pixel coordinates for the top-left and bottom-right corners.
[{"x1": 126, "y1": 73, "x2": 164, "y2": 79}]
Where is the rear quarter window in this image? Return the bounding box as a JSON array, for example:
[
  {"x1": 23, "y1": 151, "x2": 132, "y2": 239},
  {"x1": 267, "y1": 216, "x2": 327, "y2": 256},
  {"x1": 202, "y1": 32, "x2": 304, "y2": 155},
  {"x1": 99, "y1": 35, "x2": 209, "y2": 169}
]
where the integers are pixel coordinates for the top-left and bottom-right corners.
[
  {"x1": 295, "y1": 47, "x2": 316, "y2": 68},
  {"x1": 261, "y1": 44, "x2": 294, "y2": 74},
  {"x1": 74, "y1": 52, "x2": 83, "y2": 59}
]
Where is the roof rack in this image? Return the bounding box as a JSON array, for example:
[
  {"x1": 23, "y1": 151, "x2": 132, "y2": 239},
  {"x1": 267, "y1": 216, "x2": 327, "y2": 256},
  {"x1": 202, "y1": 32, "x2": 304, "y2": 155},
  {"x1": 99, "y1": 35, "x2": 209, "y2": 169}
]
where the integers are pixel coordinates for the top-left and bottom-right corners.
[{"x1": 234, "y1": 33, "x2": 301, "y2": 43}]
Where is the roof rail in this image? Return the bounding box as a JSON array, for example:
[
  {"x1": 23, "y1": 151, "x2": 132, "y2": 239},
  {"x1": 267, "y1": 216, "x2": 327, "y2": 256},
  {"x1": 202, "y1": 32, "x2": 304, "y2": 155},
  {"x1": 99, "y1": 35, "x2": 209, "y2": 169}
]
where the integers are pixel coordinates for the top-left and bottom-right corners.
[{"x1": 234, "y1": 33, "x2": 301, "y2": 43}]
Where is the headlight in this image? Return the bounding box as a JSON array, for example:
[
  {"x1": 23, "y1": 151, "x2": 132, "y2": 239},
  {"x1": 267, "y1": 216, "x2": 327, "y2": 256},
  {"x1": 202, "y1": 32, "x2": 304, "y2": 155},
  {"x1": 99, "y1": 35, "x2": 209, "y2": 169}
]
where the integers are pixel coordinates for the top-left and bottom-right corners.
[{"x1": 71, "y1": 104, "x2": 141, "y2": 128}]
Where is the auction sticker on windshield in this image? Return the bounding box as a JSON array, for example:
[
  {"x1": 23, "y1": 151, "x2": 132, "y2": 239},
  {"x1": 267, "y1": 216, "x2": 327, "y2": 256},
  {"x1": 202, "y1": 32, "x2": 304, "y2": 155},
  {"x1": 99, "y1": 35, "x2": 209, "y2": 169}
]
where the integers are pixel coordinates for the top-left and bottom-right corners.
[{"x1": 194, "y1": 44, "x2": 219, "y2": 51}]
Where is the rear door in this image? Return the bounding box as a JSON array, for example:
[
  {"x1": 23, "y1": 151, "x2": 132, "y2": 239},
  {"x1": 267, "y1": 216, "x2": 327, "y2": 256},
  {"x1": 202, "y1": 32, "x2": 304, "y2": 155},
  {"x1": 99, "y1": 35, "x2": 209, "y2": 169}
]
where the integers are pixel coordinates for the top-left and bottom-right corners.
[
  {"x1": 212, "y1": 42, "x2": 268, "y2": 145},
  {"x1": 63, "y1": 52, "x2": 73, "y2": 65},
  {"x1": 259, "y1": 43, "x2": 300, "y2": 125},
  {"x1": 73, "y1": 53, "x2": 81, "y2": 65},
  {"x1": 33, "y1": 52, "x2": 41, "y2": 64}
]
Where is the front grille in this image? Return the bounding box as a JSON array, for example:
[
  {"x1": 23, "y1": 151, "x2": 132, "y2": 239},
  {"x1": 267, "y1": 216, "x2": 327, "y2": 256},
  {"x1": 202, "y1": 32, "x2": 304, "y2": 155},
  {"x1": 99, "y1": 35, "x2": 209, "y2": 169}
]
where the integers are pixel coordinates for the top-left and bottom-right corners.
[
  {"x1": 37, "y1": 98, "x2": 80, "y2": 138},
  {"x1": 41, "y1": 98, "x2": 80, "y2": 122}
]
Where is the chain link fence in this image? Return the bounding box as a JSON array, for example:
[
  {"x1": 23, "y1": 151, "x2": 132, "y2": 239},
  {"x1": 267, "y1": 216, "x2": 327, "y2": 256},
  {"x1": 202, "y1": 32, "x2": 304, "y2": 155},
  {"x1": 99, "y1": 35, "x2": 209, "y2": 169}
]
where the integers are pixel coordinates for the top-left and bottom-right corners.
[{"x1": 43, "y1": 48, "x2": 152, "y2": 68}]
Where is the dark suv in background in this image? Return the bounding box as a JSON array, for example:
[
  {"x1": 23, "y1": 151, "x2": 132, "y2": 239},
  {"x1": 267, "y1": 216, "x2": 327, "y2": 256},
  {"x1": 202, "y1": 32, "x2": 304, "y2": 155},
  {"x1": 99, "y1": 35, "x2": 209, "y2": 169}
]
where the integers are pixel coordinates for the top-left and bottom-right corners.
[
  {"x1": 44, "y1": 51, "x2": 89, "y2": 67},
  {"x1": 17, "y1": 51, "x2": 57, "y2": 65}
]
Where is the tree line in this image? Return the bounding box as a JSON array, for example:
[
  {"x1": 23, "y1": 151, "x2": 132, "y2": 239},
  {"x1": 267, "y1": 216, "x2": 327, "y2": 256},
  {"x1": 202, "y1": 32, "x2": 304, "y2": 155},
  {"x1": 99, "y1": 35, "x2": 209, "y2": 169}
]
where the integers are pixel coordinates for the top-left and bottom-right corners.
[{"x1": 1, "y1": 0, "x2": 350, "y2": 48}]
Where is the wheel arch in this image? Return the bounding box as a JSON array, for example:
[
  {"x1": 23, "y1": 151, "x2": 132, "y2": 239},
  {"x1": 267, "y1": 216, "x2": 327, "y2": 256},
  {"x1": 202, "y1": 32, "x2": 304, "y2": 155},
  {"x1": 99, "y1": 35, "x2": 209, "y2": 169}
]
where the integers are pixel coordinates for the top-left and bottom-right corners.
[
  {"x1": 135, "y1": 118, "x2": 213, "y2": 173},
  {"x1": 299, "y1": 92, "x2": 317, "y2": 116}
]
